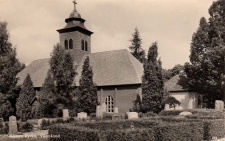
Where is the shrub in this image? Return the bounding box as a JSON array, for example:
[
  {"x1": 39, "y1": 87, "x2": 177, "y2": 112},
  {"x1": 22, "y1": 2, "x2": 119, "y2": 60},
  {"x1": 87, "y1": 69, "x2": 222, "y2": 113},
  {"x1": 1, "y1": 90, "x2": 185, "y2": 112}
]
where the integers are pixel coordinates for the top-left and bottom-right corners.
[
  {"x1": 55, "y1": 118, "x2": 64, "y2": 123},
  {"x1": 0, "y1": 122, "x2": 8, "y2": 134},
  {"x1": 102, "y1": 112, "x2": 114, "y2": 120},
  {"x1": 139, "y1": 112, "x2": 157, "y2": 118},
  {"x1": 89, "y1": 113, "x2": 96, "y2": 119},
  {"x1": 49, "y1": 124, "x2": 99, "y2": 141},
  {"x1": 18, "y1": 122, "x2": 33, "y2": 132},
  {"x1": 41, "y1": 119, "x2": 51, "y2": 130}
]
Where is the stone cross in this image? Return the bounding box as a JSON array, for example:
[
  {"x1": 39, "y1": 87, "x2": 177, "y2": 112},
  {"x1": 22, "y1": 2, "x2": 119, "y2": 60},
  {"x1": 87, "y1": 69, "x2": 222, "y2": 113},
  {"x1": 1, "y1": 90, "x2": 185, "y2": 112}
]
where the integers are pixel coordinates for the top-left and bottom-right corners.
[{"x1": 9, "y1": 116, "x2": 17, "y2": 135}]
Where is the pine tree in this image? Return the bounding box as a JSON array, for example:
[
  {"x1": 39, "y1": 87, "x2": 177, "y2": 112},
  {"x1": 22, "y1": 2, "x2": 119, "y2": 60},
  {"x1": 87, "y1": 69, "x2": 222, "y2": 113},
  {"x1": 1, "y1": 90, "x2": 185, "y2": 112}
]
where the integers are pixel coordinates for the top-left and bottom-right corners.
[
  {"x1": 16, "y1": 74, "x2": 35, "y2": 119},
  {"x1": 184, "y1": 0, "x2": 225, "y2": 107},
  {"x1": 129, "y1": 27, "x2": 145, "y2": 63},
  {"x1": 76, "y1": 57, "x2": 98, "y2": 115},
  {"x1": 0, "y1": 20, "x2": 25, "y2": 120},
  {"x1": 142, "y1": 42, "x2": 164, "y2": 113}
]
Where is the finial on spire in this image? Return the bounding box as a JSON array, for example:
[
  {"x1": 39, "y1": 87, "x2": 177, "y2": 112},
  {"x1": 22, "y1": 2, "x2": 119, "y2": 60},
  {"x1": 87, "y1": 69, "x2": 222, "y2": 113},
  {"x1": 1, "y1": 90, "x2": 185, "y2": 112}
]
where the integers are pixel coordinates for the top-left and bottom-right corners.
[{"x1": 73, "y1": 0, "x2": 77, "y2": 11}]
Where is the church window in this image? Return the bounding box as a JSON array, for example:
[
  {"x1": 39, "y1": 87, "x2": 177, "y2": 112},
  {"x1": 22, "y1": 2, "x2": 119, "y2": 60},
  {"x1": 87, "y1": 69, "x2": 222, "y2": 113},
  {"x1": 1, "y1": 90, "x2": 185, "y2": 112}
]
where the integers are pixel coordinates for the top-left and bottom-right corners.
[
  {"x1": 82, "y1": 40, "x2": 85, "y2": 50},
  {"x1": 105, "y1": 96, "x2": 114, "y2": 113},
  {"x1": 69, "y1": 39, "x2": 73, "y2": 49},
  {"x1": 85, "y1": 41, "x2": 88, "y2": 51},
  {"x1": 64, "y1": 40, "x2": 68, "y2": 50}
]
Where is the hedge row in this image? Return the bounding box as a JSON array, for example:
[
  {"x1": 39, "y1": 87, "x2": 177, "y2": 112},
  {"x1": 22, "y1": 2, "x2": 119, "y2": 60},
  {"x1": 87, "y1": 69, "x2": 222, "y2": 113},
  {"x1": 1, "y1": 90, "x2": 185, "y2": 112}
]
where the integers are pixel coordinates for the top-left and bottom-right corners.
[
  {"x1": 159, "y1": 109, "x2": 224, "y2": 118},
  {"x1": 72, "y1": 120, "x2": 158, "y2": 130},
  {"x1": 48, "y1": 121, "x2": 203, "y2": 141},
  {"x1": 160, "y1": 116, "x2": 225, "y2": 140}
]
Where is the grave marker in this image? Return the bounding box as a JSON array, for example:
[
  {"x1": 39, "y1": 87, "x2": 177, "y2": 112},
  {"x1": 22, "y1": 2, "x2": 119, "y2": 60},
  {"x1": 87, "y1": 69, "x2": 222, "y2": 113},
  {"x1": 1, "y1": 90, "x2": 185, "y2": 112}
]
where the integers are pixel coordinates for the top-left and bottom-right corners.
[
  {"x1": 77, "y1": 112, "x2": 87, "y2": 119},
  {"x1": 63, "y1": 109, "x2": 69, "y2": 121},
  {"x1": 9, "y1": 116, "x2": 17, "y2": 135}
]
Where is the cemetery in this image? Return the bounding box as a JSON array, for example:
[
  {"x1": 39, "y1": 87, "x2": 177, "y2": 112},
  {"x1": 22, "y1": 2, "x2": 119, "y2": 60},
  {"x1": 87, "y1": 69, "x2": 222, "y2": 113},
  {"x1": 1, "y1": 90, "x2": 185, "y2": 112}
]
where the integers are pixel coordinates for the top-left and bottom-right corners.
[{"x1": 0, "y1": 101, "x2": 225, "y2": 141}]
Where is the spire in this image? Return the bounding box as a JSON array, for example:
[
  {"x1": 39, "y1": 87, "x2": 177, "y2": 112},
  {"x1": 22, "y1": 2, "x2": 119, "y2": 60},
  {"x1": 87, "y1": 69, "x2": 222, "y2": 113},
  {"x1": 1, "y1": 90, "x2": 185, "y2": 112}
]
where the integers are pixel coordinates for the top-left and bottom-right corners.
[{"x1": 73, "y1": 0, "x2": 77, "y2": 11}]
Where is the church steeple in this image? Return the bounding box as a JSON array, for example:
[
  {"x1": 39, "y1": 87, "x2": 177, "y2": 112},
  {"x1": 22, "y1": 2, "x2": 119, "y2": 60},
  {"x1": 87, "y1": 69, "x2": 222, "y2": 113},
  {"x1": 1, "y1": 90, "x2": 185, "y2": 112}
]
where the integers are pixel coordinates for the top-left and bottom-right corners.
[{"x1": 57, "y1": 0, "x2": 93, "y2": 62}]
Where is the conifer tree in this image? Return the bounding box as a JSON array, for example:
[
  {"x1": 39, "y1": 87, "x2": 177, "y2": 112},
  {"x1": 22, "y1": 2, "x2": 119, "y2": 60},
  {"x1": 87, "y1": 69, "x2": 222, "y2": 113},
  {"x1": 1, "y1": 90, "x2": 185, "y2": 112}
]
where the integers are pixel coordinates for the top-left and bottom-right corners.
[
  {"x1": 184, "y1": 0, "x2": 225, "y2": 107},
  {"x1": 16, "y1": 74, "x2": 35, "y2": 119},
  {"x1": 76, "y1": 57, "x2": 98, "y2": 115},
  {"x1": 142, "y1": 42, "x2": 164, "y2": 113},
  {"x1": 0, "y1": 20, "x2": 25, "y2": 119},
  {"x1": 36, "y1": 70, "x2": 56, "y2": 118},
  {"x1": 129, "y1": 27, "x2": 145, "y2": 63}
]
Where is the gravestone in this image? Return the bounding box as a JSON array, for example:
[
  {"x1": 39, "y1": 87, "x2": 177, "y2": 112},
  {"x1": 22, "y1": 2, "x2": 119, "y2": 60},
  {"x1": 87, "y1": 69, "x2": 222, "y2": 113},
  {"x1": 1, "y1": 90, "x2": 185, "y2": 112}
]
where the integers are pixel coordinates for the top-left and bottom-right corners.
[
  {"x1": 126, "y1": 112, "x2": 139, "y2": 119},
  {"x1": 77, "y1": 112, "x2": 87, "y2": 119},
  {"x1": 96, "y1": 105, "x2": 101, "y2": 117},
  {"x1": 21, "y1": 110, "x2": 27, "y2": 122},
  {"x1": 114, "y1": 107, "x2": 118, "y2": 113},
  {"x1": 164, "y1": 104, "x2": 170, "y2": 110},
  {"x1": 9, "y1": 116, "x2": 17, "y2": 135},
  {"x1": 215, "y1": 100, "x2": 224, "y2": 110},
  {"x1": 112, "y1": 114, "x2": 121, "y2": 120},
  {"x1": 63, "y1": 109, "x2": 69, "y2": 121}
]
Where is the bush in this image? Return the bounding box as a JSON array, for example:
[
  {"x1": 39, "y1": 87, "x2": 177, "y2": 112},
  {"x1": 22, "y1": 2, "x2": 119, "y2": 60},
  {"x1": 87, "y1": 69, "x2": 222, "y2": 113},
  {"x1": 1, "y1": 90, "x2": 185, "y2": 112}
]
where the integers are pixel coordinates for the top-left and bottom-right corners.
[
  {"x1": 0, "y1": 122, "x2": 8, "y2": 134},
  {"x1": 139, "y1": 112, "x2": 157, "y2": 118},
  {"x1": 89, "y1": 113, "x2": 96, "y2": 119},
  {"x1": 49, "y1": 124, "x2": 99, "y2": 141},
  {"x1": 18, "y1": 122, "x2": 33, "y2": 132},
  {"x1": 102, "y1": 112, "x2": 114, "y2": 120},
  {"x1": 41, "y1": 119, "x2": 51, "y2": 130}
]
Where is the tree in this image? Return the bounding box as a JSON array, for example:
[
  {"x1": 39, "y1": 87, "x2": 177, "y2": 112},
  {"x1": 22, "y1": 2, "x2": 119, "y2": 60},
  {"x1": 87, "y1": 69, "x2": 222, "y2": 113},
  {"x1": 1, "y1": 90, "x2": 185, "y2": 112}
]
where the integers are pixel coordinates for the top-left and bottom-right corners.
[
  {"x1": 16, "y1": 74, "x2": 35, "y2": 119},
  {"x1": 165, "y1": 96, "x2": 181, "y2": 110},
  {"x1": 162, "y1": 64, "x2": 184, "y2": 81},
  {"x1": 142, "y1": 42, "x2": 164, "y2": 113},
  {"x1": 129, "y1": 27, "x2": 145, "y2": 63},
  {"x1": 36, "y1": 70, "x2": 56, "y2": 118},
  {"x1": 76, "y1": 57, "x2": 99, "y2": 115},
  {"x1": 49, "y1": 44, "x2": 77, "y2": 109},
  {"x1": 0, "y1": 20, "x2": 25, "y2": 120},
  {"x1": 184, "y1": 0, "x2": 225, "y2": 108}
]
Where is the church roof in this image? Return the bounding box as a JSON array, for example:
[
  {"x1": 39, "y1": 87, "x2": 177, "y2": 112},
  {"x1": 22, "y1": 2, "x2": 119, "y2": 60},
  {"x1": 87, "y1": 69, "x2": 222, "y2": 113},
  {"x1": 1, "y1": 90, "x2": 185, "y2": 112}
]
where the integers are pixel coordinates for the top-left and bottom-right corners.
[
  {"x1": 17, "y1": 49, "x2": 143, "y2": 87},
  {"x1": 164, "y1": 74, "x2": 193, "y2": 92}
]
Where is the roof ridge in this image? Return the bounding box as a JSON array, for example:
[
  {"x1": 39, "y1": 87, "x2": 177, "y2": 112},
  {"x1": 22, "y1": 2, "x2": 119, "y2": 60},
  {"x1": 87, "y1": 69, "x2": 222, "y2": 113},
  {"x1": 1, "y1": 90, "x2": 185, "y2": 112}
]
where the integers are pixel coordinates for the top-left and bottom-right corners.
[{"x1": 91, "y1": 49, "x2": 127, "y2": 54}]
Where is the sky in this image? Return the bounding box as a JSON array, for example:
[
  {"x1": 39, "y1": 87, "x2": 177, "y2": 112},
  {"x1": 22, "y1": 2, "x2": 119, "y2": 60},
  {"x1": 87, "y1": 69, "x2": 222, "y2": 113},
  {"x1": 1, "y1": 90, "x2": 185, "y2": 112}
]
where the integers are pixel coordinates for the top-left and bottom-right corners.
[{"x1": 0, "y1": 0, "x2": 215, "y2": 69}]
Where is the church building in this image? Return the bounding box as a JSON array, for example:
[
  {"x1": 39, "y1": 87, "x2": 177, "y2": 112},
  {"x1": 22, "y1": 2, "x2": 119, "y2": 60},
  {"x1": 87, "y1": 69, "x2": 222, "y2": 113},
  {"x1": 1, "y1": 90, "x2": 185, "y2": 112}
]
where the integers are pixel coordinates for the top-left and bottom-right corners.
[{"x1": 17, "y1": 1, "x2": 143, "y2": 114}]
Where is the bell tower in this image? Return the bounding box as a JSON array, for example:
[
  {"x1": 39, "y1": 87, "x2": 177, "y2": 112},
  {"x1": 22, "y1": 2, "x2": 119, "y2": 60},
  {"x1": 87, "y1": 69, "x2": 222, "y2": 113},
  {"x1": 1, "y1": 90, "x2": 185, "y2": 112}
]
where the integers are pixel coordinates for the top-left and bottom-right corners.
[{"x1": 57, "y1": 0, "x2": 93, "y2": 62}]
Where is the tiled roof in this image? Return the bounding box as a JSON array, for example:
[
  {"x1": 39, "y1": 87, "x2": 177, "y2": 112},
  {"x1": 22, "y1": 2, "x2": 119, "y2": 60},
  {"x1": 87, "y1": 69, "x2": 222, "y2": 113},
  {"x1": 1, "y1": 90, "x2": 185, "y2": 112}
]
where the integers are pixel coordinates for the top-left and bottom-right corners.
[
  {"x1": 164, "y1": 74, "x2": 191, "y2": 92},
  {"x1": 17, "y1": 49, "x2": 143, "y2": 87}
]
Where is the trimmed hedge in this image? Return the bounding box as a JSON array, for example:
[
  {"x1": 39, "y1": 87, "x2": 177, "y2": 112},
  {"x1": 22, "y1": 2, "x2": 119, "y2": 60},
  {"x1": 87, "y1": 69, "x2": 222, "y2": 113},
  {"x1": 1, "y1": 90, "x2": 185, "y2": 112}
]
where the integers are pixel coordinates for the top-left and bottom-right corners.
[
  {"x1": 159, "y1": 109, "x2": 224, "y2": 119},
  {"x1": 49, "y1": 124, "x2": 99, "y2": 141},
  {"x1": 18, "y1": 122, "x2": 33, "y2": 132},
  {"x1": 73, "y1": 120, "x2": 158, "y2": 130},
  {"x1": 49, "y1": 120, "x2": 204, "y2": 141},
  {"x1": 204, "y1": 119, "x2": 225, "y2": 140}
]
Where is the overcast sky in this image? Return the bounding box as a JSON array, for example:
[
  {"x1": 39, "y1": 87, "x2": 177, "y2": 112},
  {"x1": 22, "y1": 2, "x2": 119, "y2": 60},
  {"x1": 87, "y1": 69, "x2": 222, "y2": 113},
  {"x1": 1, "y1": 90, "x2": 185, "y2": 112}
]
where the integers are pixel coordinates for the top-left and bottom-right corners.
[{"x1": 0, "y1": 0, "x2": 215, "y2": 69}]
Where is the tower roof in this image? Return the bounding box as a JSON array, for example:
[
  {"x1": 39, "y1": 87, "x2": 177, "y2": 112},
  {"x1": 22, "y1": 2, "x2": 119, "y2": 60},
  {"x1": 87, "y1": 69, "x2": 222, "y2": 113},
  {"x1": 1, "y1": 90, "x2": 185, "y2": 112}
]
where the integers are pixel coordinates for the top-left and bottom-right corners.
[{"x1": 57, "y1": 0, "x2": 93, "y2": 35}]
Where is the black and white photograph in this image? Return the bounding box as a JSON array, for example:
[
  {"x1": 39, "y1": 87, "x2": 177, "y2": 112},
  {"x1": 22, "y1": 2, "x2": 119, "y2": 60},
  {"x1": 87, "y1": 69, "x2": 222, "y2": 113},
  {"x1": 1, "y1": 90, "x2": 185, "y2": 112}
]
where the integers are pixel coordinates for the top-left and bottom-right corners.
[{"x1": 0, "y1": 0, "x2": 224, "y2": 140}]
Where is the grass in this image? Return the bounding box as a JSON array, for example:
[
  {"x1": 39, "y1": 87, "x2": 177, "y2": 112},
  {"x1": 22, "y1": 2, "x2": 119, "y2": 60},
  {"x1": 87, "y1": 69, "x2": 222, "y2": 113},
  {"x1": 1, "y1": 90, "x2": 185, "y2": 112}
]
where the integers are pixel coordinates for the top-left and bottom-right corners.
[{"x1": 0, "y1": 135, "x2": 48, "y2": 141}]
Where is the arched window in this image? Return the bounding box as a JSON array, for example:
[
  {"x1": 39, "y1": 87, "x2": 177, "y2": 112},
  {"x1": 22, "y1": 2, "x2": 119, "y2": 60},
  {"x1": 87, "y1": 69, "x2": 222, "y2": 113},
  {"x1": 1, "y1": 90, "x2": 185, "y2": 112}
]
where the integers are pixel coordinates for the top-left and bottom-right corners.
[
  {"x1": 105, "y1": 96, "x2": 114, "y2": 113},
  {"x1": 82, "y1": 40, "x2": 85, "y2": 50},
  {"x1": 85, "y1": 41, "x2": 88, "y2": 51},
  {"x1": 69, "y1": 39, "x2": 73, "y2": 49},
  {"x1": 64, "y1": 40, "x2": 68, "y2": 50}
]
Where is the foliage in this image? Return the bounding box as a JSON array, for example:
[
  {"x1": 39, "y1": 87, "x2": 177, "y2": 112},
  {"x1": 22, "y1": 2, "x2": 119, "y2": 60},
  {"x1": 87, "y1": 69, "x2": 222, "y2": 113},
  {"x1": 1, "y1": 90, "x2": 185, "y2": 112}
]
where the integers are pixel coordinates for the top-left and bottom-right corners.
[
  {"x1": 76, "y1": 57, "x2": 99, "y2": 115},
  {"x1": 203, "y1": 119, "x2": 225, "y2": 140},
  {"x1": 0, "y1": 20, "x2": 25, "y2": 121},
  {"x1": 130, "y1": 94, "x2": 142, "y2": 112},
  {"x1": 18, "y1": 122, "x2": 33, "y2": 132},
  {"x1": 16, "y1": 74, "x2": 35, "y2": 119},
  {"x1": 41, "y1": 119, "x2": 51, "y2": 130},
  {"x1": 49, "y1": 44, "x2": 77, "y2": 107},
  {"x1": 165, "y1": 96, "x2": 181, "y2": 110},
  {"x1": 162, "y1": 64, "x2": 184, "y2": 81},
  {"x1": 128, "y1": 27, "x2": 145, "y2": 63},
  {"x1": 184, "y1": 0, "x2": 225, "y2": 108},
  {"x1": 142, "y1": 42, "x2": 164, "y2": 113}
]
